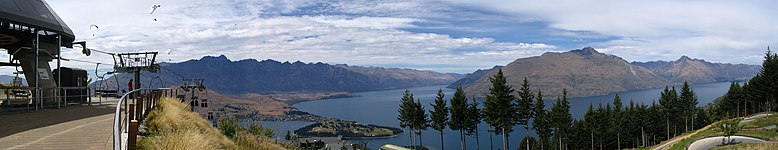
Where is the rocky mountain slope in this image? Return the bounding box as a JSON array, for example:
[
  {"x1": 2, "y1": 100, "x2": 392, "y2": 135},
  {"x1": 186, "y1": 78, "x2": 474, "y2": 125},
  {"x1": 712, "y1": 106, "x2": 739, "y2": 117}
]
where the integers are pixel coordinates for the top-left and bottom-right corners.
[
  {"x1": 632, "y1": 56, "x2": 759, "y2": 83},
  {"x1": 463, "y1": 47, "x2": 670, "y2": 98},
  {"x1": 446, "y1": 66, "x2": 501, "y2": 89},
  {"x1": 94, "y1": 55, "x2": 459, "y2": 94}
]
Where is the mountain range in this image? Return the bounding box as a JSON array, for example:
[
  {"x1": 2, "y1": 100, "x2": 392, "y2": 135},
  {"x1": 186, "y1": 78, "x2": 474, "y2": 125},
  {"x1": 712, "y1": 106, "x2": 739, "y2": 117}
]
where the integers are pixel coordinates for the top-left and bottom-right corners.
[
  {"x1": 453, "y1": 47, "x2": 760, "y2": 98},
  {"x1": 94, "y1": 55, "x2": 460, "y2": 95},
  {"x1": 632, "y1": 56, "x2": 759, "y2": 83}
]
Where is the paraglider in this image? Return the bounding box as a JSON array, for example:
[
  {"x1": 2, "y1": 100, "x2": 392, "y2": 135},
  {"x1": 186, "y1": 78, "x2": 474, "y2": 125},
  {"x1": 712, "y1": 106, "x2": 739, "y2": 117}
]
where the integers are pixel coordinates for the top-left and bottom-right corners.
[
  {"x1": 149, "y1": 4, "x2": 161, "y2": 14},
  {"x1": 150, "y1": 4, "x2": 162, "y2": 21},
  {"x1": 89, "y1": 24, "x2": 99, "y2": 36},
  {"x1": 165, "y1": 48, "x2": 173, "y2": 61}
]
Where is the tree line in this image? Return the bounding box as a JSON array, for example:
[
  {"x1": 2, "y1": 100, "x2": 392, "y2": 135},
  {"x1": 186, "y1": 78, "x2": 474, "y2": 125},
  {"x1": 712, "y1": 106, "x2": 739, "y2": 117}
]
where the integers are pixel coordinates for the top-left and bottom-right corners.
[
  {"x1": 398, "y1": 49, "x2": 777, "y2": 150},
  {"x1": 398, "y1": 70, "x2": 710, "y2": 150},
  {"x1": 715, "y1": 49, "x2": 778, "y2": 119}
]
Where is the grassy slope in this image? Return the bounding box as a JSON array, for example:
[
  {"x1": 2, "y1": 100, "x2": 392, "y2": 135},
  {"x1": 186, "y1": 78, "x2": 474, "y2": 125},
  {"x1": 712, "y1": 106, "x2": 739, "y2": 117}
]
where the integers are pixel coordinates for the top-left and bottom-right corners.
[
  {"x1": 666, "y1": 113, "x2": 778, "y2": 150},
  {"x1": 139, "y1": 97, "x2": 288, "y2": 150}
]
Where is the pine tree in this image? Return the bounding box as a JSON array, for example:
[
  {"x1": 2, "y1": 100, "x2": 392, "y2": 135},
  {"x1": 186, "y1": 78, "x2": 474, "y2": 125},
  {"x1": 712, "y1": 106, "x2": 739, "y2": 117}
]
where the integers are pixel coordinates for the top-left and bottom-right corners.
[
  {"x1": 584, "y1": 103, "x2": 596, "y2": 150},
  {"x1": 550, "y1": 89, "x2": 572, "y2": 150},
  {"x1": 658, "y1": 86, "x2": 673, "y2": 139},
  {"x1": 679, "y1": 81, "x2": 698, "y2": 131},
  {"x1": 532, "y1": 90, "x2": 552, "y2": 150},
  {"x1": 430, "y1": 89, "x2": 449, "y2": 150},
  {"x1": 725, "y1": 82, "x2": 742, "y2": 118},
  {"x1": 669, "y1": 86, "x2": 680, "y2": 136},
  {"x1": 482, "y1": 69, "x2": 517, "y2": 150},
  {"x1": 516, "y1": 77, "x2": 535, "y2": 150},
  {"x1": 757, "y1": 47, "x2": 778, "y2": 113},
  {"x1": 413, "y1": 99, "x2": 430, "y2": 149},
  {"x1": 611, "y1": 94, "x2": 623, "y2": 149},
  {"x1": 398, "y1": 90, "x2": 416, "y2": 148},
  {"x1": 449, "y1": 86, "x2": 469, "y2": 150},
  {"x1": 467, "y1": 98, "x2": 482, "y2": 150},
  {"x1": 285, "y1": 130, "x2": 291, "y2": 141}
]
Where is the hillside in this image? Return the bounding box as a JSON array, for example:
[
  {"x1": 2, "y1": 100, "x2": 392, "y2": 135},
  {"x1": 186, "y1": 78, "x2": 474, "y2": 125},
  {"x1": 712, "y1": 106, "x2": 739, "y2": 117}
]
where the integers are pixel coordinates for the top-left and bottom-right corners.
[
  {"x1": 446, "y1": 66, "x2": 501, "y2": 89},
  {"x1": 93, "y1": 55, "x2": 459, "y2": 94},
  {"x1": 633, "y1": 56, "x2": 759, "y2": 83},
  {"x1": 463, "y1": 47, "x2": 670, "y2": 98}
]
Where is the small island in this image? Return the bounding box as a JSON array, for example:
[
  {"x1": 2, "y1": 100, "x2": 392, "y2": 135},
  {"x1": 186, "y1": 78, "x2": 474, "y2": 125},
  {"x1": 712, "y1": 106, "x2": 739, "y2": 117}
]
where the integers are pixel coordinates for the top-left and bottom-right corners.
[{"x1": 294, "y1": 120, "x2": 403, "y2": 138}]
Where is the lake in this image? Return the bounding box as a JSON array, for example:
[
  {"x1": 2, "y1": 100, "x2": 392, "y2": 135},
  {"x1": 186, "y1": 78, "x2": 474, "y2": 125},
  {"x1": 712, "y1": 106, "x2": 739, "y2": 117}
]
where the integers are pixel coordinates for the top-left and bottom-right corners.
[{"x1": 287, "y1": 82, "x2": 731, "y2": 150}]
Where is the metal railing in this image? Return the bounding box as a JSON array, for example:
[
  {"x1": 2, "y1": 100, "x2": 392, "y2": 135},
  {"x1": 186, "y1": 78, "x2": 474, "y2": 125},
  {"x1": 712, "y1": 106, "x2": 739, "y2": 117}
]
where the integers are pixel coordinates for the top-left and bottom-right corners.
[
  {"x1": 112, "y1": 88, "x2": 173, "y2": 150},
  {"x1": 0, "y1": 86, "x2": 98, "y2": 112}
]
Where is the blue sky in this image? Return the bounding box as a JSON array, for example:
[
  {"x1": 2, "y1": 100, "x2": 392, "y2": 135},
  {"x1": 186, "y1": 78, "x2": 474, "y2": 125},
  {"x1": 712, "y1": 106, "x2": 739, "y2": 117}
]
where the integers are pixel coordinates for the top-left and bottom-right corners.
[{"x1": 11, "y1": 0, "x2": 775, "y2": 76}]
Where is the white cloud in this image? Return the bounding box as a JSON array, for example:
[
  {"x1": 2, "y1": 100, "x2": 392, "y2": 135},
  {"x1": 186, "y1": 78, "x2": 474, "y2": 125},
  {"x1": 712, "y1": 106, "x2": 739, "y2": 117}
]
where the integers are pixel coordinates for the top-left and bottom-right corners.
[
  {"x1": 447, "y1": 0, "x2": 778, "y2": 64},
  {"x1": 33, "y1": 0, "x2": 773, "y2": 80},
  {"x1": 30, "y1": 0, "x2": 559, "y2": 77}
]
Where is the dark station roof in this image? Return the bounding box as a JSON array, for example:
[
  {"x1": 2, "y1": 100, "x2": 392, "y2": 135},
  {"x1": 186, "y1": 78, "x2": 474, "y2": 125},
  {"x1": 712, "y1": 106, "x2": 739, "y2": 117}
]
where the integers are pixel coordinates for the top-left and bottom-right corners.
[{"x1": 0, "y1": 0, "x2": 75, "y2": 45}]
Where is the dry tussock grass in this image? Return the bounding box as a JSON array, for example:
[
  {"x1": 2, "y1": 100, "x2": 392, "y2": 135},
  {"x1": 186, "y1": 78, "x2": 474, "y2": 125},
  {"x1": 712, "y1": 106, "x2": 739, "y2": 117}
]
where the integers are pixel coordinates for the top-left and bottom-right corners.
[
  {"x1": 138, "y1": 97, "x2": 297, "y2": 150},
  {"x1": 740, "y1": 143, "x2": 778, "y2": 150},
  {"x1": 139, "y1": 97, "x2": 236, "y2": 149}
]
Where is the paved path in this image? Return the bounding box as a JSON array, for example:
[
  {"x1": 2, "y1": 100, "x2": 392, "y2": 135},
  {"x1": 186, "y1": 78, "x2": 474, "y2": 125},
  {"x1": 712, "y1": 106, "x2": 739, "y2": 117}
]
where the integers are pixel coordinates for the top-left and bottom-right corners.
[
  {"x1": 739, "y1": 113, "x2": 771, "y2": 125},
  {"x1": 687, "y1": 136, "x2": 774, "y2": 150},
  {"x1": 652, "y1": 123, "x2": 716, "y2": 150},
  {"x1": 653, "y1": 113, "x2": 773, "y2": 150},
  {"x1": 0, "y1": 98, "x2": 118, "y2": 150}
]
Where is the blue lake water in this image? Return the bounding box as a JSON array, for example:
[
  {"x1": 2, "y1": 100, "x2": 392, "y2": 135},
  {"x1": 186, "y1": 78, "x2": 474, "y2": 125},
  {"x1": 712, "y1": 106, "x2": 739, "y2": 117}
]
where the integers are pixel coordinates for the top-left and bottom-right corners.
[{"x1": 290, "y1": 82, "x2": 731, "y2": 150}]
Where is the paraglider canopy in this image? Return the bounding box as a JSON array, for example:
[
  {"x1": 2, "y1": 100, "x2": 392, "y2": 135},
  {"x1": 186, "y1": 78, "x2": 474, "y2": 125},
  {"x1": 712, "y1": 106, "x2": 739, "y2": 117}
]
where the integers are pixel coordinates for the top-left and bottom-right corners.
[
  {"x1": 0, "y1": 0, "x2": 75, "y2": 48},
  {"x1": 150, "y1": 4, "x2": 161, "y2": 14}
]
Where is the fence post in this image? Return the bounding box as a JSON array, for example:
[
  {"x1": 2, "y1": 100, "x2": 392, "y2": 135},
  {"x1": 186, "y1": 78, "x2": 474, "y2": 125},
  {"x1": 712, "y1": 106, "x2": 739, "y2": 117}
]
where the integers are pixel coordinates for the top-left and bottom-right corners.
[
  {"x1": 128, "y1": 104, "x2": 135, "y2": 121},
  {"x1": 128, "y1": 120, "x2": 138, "y2": 150},
  {"x1": 136, "y1": 96, "x2": 144, "y2": 123}
]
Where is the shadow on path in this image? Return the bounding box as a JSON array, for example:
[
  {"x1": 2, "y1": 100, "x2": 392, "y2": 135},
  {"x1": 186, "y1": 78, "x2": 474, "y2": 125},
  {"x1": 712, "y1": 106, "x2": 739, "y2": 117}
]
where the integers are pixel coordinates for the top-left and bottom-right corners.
[{"x1": 0, "y1": 102, "x2": 116, "y2": 138}]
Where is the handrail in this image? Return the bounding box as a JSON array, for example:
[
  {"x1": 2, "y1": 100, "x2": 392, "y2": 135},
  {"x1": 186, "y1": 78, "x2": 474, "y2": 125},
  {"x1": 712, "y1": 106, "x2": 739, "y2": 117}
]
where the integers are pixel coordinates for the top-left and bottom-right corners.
[{"x1": 112, "y1": 88, "x2": 171, "y2": 150}]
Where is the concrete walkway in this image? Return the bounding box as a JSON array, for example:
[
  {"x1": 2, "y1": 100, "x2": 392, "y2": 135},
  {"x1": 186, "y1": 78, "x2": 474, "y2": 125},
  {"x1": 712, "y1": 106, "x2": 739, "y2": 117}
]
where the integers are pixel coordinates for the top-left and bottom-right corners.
[
  {"x1": 687, "y1": 136, "x2": 774, "y2": 150},
  {"x1": 0, "y1": 98, "x2": 119, "y2": 150},
  {"x1": 739, "y1": 113, "x2": 772, "y2": 125}
]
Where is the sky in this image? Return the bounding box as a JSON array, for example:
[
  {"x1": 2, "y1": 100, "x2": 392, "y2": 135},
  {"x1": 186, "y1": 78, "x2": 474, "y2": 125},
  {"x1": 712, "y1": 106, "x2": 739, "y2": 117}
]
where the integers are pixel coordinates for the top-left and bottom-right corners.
[{"x1": 7, "y1": 0, "x2": 776, "y2": 76}]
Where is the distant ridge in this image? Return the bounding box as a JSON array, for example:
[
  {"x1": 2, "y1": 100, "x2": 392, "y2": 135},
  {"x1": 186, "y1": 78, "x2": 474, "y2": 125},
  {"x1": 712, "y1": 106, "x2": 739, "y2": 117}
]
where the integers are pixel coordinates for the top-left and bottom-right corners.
[
  {"x1": 94, "y1": 55, "x2": 458, "y2": 94},
  {"x1": 452, "y1": 47, "x2": 760, "y2": 98},
  {"x1": 632, "y1": 56, "x2": 759, "y2": 83},
  {"x1": 446, "y1": 66, "x2": 502, "y2": 89}
]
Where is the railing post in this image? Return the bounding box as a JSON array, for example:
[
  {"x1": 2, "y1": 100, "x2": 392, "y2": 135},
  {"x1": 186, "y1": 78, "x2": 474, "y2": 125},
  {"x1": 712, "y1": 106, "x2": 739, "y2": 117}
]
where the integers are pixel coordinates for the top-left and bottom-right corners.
[
  {"x1": 136, "y1": 97, "x2": 143, "y2": 123},
  {"x1": 145, "y1": 93, "x2": 151, "y2": 116},
  {"x1": 63, "y1": 89, "x2": 67, "y2": 107},
  {"x1": 128, "y1": 104, "x2": 135, "y2": 121},
  {"x1": 128, "y1": 120, "x2": 138, "y2": 150}
]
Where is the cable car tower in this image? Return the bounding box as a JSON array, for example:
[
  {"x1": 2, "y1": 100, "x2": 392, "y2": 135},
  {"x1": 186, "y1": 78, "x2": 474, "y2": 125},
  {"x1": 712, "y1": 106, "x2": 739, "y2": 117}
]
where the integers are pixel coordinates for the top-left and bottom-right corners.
[
  {"x1": 180, "y1": 78, "x2": 207, "y2": 111},
  {"x1": 112, "y1": 52, "x2": 159, "y2": 94}
]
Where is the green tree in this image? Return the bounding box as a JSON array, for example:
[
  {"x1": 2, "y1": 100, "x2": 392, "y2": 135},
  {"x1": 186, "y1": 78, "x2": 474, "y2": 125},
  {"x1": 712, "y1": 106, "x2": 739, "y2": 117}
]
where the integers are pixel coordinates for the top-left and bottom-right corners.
[
  {"x1": 467, "y1": 98, "x2": 482, "y2": 150},
  {"x1": 285, "y1": 130, "x2": 291, "y2": 141},
  {"x1": 413, "y1": 99, "x2": 430, "y2": 149},
  {"x1": 429, "y1": 89, "x2": 449, "y2": 150},
  {"x1": 516, "y1": 77, "x2": 535, "y2": 150},
  {"x1": 532, "y1": 90, "x2": 552, "y2": 150},
  {"x1": 449, "y1": 86, "x2": 469, "y2": 150},
  {"x1": 679, "y1": 81, "x2": 698, "y2": 131},
  {"x1": 219, "y1": 116, "x2": 241, "y2": 138},
  {"x1": 398, "y1": 90, "x2": 416, "y2": 149},
  {"x1": 482, "y1": 69, "x2": 518, "y2": 150},
  {"x1": 248, "y1": 123, "x2": 264, "y2": 137},
  {"x1": 611, "y1": 94, "x2": 623, "y2": 149},
  {"x1": 583, "y1": 103, "x2": 596, "y2": 150},
  {"x1": 658, "y1": 86, "x2": 678, "y2": 139},
  {"x1": 754, "y1": 47, "x2": 778, "y2": 113},
  {"x1": 718, "y1": 118, "x2": 742, "y2": 144},
  {"x1": 549, "y1": 89, "x2": 572, "y2": 150}
]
